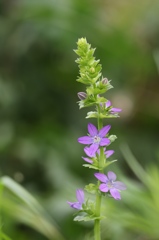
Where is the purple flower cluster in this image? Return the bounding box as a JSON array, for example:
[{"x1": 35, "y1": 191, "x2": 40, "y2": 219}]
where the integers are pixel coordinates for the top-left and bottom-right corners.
[
  {"x1": 68, "y1": 170, "x2": 126, "y2": 208},
  {"x1": 67, "y1": 122, "x2": 126, "y2": 209}
]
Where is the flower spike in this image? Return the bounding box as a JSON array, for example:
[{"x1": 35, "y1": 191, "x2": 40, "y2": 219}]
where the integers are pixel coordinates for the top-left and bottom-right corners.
[{"x1": 68, "y1": 38, "x2": 127, "y2": 236}]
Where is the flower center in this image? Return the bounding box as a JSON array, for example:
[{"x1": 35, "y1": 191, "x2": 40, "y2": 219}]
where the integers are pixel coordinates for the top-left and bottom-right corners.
[
  {"x1": 107, "y1": 181, "x2": 113, "y2": 188},
  {"x1": 93, "y1": 136, "x2": 101, "y2": 143}
]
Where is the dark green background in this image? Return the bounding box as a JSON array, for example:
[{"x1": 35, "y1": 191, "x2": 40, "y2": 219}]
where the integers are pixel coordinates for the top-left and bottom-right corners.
[{"x1": 0, "y1": 0, "x2": 159, "y2": 239}]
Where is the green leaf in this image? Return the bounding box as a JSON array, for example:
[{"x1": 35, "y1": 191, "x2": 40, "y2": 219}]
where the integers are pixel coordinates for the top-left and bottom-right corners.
[
  {"x1": 81, "y1": 97, "x2": 96, "y2": 108},
  {"x1": 86, "y1": 84, "x2": 107, "y2": 95},
  {"x1": 85, "y1": 183, "x2": 97, "y2": 194},
  {"x1": 96, "y1": 96, "x2": 107, "y2": 104},
  {"x1": 99, "y1": 113, "x2": 119, "y2": 118},
  {"x1": 74, "y1": 214, "x2": 105, "y2": 222},
  {"x1": 86, "y1": 111, "x2": 119, "y2": 119},
  {"x1": 83, "y1": 164, "x2": 99, "y2": 170},
  {"x1": 74, "y1": 215, "x2": 92, "y2": 221},
  {"x1": 104, "y1": 160, "x2": 117, "y2": 168},
  {"x1": 86, "y1": 111, "x2": 98, "y2": 118}
]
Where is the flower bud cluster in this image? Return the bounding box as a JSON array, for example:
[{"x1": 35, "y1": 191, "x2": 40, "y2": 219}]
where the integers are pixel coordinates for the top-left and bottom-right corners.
[{"x1": 75, "y1": 38, "x2": 120, "y2": 119}]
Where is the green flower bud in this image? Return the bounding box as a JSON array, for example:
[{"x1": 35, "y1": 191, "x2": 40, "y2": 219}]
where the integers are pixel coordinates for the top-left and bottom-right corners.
[
  {"x1": 90, "y1": 67, "x2": 95, "y2": 73},
  {"x1": 108, "y1": 135, "x2": 117, "y2": 143},
  {"x1": 75, "y1": 38, "x2": 102, "y2": 85}
]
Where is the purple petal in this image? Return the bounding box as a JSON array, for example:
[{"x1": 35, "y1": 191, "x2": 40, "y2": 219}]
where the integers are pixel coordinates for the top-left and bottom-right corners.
[
  {"x1": 110, "y1": 189, "x2": 121, "y2": 200},
  {"x1": 99, "y1": 138, "x2": 110, "y2": 146},
  {"x1": 72, "y1": 202, "x2": 82, "y2": 209},
  {"x1": 78, "y1": 136, "x2": 93, "y2": 145},
  {"x1": 113, "y1": 181, "x2": 127, "y2": 190},
  {"x1": 67, "y1": 201, "x2": 74, "y2": 207},
  {"x1": 98, "y1": 125, "x2": 111, "y2": 137},
  {"x1": 99, "y1": 183, "x2": 109, "y2": 192},
  {"x1": 111, "y1": 108, "x2": 122, "y2": 113},
  {"x1": 84, "y1": 146, "x2": 95, "y2": 158},
  {"x1": 76, "y1": 189, "x2": 84, "y2": 204},
  {"x1": 106, "y1": 100, "x2": 111, "y2": 108},
  {"x1": 107, "y1": 171, "x2": 116, "y2": 181},
  {"x1": 105, "y1": 150, "x2": 114, "y2": 158},
  {"x1": 88, "y1": 143, "x2": 99, "y2": 156},
  {"x1": 88, "y1": 123, "x2": 98, "y2": 136},
  {"x1": 96, "y1": 149, "x2": 100, "y2": 155},
  {"x1": 94, "y1": 173, "x2": 108, "y2": 183},
  {"x1": 67, "y1": 201, "x2": 82, "y2": 209},
  {"x1": 82, "y1": 157, "x2": 93, "y2": 164}
]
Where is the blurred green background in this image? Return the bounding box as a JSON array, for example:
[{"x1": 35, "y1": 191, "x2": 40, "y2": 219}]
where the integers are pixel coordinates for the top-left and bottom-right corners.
[{"x1": 0, "y1": 0, "x2": 159, "y2": 239}]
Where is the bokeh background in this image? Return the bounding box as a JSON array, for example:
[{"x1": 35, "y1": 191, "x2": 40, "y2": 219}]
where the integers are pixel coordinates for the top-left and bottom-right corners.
[{"x1": 0, "y1": 0, "x2": 159, "y2": 239}]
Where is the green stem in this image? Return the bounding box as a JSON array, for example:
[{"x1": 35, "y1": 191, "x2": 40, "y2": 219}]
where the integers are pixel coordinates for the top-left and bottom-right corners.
[
  {"x1": 0, "y1": 181, "x2": 4, "y2": 240},
  {"x1": 94, "y1": 105, "x2": 104, "y2": 240},
  {"x1": 94, "y1": 193, "x2": 101, "y2": 240}
]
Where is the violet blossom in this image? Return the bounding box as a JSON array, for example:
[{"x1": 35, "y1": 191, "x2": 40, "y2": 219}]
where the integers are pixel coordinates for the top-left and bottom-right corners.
[
  {"x1": 78, "y1": 123, "x2": 111, "y2": 156},
  {"x1": 67, "y1": 189, "x2": 84, "y2": 210},
  {"x1": 82, "y1": 147, "x2": 114, "y2": 164},
  {"x1": 105, "y1": 100, "x2": 122, "y2": 114},
  {"x1": 94, "y1": 171, "x2": 126, "y2": 200}
]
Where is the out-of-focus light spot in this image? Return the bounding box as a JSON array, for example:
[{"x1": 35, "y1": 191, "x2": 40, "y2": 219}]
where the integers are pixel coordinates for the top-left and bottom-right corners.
[
  {"x1": 112, "y1": 91, "x2": 134, "y2": 119},
  {"x1": 0, "y1": 122, "x2": 14, "y2": 149},
  {"x1": 14, "y1": 172, "x2": 24, "y2": 183}
]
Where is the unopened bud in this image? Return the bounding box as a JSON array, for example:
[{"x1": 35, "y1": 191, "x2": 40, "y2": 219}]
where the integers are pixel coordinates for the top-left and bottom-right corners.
[
  {"x1": 109, "y1": 135, "x2": 117, "y2": 143},
  {"x1": 90, "y1": 67, "x2": 95, "y2": 73},
  {"x1": 77, "y1": 38, "x2": 87, "y2": 47},
  {"x1": 102, "y1": 78, "x2": 108, "y2": 85},
  {"x1": 77, "y1": 92, "x2": 87, "y2": 100}
]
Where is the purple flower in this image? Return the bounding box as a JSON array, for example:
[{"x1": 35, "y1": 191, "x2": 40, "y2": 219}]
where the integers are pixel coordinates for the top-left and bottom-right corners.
[
  {"x1": 94, "y1": 171, "x2": 126, "y2": 200},
  {"x1": 106, "y1": 100, "x2": 122, "y2": 114},
  {"x1": 82, "y1": 147, "x2": 114, "y2": 164},
  {"x1": 78, "y1": 123, "x2": 111, "y2": 156},
  {"x1": 67, "y1": 189, "x2": 84, "y2": 210}
]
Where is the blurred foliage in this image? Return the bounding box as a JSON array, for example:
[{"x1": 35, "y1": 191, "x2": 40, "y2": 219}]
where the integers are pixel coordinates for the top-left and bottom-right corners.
[
  {"x1": 98, "y1": 145, "x2": 159, "y2": 240},
  {"x1": 0, "y1": 177, "x2": 64, "y2": 240},
  {"x1": 0, "y1": 0, "x2": 159, "y2": 239}
]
